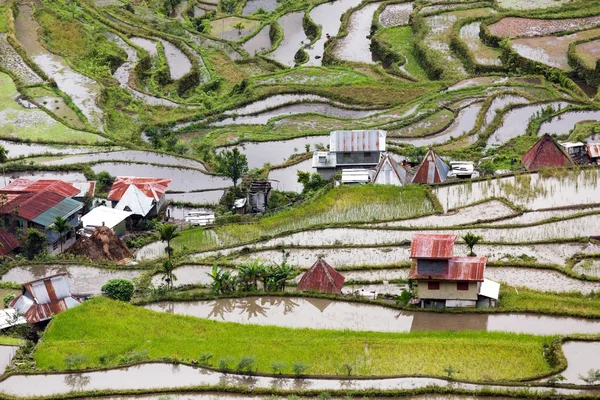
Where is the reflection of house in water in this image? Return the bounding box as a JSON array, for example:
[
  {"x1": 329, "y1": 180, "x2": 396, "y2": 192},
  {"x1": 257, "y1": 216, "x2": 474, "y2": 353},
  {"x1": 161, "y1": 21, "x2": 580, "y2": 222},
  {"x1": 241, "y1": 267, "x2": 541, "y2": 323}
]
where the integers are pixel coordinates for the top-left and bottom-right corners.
[
  {"x1": 305, "y1": 297, "x2": 332, "y2": 313},
  {"x1": 410, "y1": 311, "x2": 489, "y2": 332}
]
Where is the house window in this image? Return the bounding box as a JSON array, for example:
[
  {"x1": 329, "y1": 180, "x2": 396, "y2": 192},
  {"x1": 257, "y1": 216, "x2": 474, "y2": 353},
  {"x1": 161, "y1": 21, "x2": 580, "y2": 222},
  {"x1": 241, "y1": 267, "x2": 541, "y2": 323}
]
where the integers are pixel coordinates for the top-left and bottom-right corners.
[
  {"x1": 343, "y1": 152, "x2": 351, "y2": 157},
  {"x1": 52, "y1": 242, "x2": 58, "y2": 251},
  {"x1": 364, "y1": 152, "x2": 372, "y2": 158},
  {"x1": 427, "y1": 281, "x2": 440, "y2": 290},
  {"x1": 457, "y1": 282, "x2": 469, "y2": 291}
]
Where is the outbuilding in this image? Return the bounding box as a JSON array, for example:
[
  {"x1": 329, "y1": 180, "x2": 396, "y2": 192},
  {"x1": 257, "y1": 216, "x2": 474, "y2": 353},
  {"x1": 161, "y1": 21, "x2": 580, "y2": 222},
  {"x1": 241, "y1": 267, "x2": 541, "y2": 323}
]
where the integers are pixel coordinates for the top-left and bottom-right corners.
[{"x1": 297, "y1": 258, "x2": 345, "y2": 294}]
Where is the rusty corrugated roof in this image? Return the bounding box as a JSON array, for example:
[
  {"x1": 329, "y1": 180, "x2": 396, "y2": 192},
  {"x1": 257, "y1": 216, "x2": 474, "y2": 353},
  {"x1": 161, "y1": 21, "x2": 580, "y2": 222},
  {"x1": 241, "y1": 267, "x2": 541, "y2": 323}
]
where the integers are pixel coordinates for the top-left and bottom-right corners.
[
  {"x1": 297, "y1": 258, "x2": 345, "y2": 294},
  {"x1": 0, "y1": 230, "x2": 19, "y2": 255},
  {"x1": 411, "y1": 149, "x2": 450, "y2": 184},
  {"x1": 410, "y1": 233, "x2": 456, "y2": 259},
  {"x1": 408, "y1": 256, "x2": 487, "y2": 281},
  {"x1": 373, "y1": 154, "x2": 407, "y2": 185},
  {"x1": 330, "y1": 130, "x2": 387, "y2": 152},
  {"x1": 107, "y1": 177, "x2": 172, "y2": 202},
  {"x1": 0, "y1": 179, "x2": 80, "y2": 198},
  {"x1": 521, "y1": 134, "x2": 574, "y2": 171},
  {"x1": 0, "y1": 191, "x2": 66, "y2": 222},
  {"x1": 587, "y1": 143, "x2": 600, "y2": 159}
]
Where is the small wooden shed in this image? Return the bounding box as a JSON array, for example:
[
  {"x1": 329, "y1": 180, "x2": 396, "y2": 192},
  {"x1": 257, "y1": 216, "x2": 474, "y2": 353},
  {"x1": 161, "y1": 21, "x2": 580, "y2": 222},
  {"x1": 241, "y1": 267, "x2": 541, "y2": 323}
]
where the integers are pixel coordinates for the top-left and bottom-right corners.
[{"x1": 297, "y1": 258, "x2": 345, "y2": 294}]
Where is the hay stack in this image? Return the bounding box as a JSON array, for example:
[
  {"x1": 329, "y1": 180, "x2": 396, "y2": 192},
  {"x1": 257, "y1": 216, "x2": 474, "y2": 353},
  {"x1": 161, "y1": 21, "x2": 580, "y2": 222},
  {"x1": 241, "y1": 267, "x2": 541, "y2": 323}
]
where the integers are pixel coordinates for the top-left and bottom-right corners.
[{"x1": 68, "y1": 225, "x2": 132, "y2": 262}]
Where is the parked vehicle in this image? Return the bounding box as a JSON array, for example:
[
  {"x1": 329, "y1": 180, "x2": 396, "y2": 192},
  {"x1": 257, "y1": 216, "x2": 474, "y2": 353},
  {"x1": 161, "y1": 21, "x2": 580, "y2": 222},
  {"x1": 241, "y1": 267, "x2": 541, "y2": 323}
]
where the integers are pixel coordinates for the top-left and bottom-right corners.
[
  {"x1": 184, "y1": 211, "x2": 215, "y2": 226},
  {"x1": 447, "y1": 161, "x2": 480, "y2": 179}
]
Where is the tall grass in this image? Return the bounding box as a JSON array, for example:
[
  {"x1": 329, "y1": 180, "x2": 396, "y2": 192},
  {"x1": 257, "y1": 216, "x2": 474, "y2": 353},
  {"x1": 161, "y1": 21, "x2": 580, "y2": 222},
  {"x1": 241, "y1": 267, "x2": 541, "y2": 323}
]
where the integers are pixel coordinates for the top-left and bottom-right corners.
[
  {"x1": 173, "y1": 185, "x2": 434, "y2": 252},
  {"x1": 35, "y1": 298, "x2": 555, "y2": 381}
]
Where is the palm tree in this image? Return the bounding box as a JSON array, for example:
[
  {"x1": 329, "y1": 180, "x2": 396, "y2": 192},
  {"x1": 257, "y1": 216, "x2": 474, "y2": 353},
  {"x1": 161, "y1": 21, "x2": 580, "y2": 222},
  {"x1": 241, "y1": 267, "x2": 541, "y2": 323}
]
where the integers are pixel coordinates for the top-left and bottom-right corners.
[
  {"x1": 462, "y1": 232, "x2": 483, "y2": 256},
  {"x1": 207, "y1": 264, "x2": 238, "y2": 294},
  {"x1": 238, "y1": 260, "x2": 263, "y2": 291},
  {"x1": 160, "y1": 260, "x2": 177, "y2": 290},
  {"x1": 50, "y1": 215, "x2": 72, "y2": 254},
  {"x1": 0, "y1": 145, "x2": 8, "y2": 187},
  {"x1": 272, "y1": 263, "x2": 296, "y2": 291},
  {"x1": 157, "y1": 223, "x2": 179, "y2": 260}
]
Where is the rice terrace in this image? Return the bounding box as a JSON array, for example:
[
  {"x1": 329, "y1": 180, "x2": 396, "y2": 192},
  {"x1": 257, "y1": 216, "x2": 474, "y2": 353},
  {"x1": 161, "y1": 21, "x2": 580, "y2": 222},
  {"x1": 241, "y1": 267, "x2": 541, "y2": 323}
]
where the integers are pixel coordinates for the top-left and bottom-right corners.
[{"x1": 2, "y1": 0, "x2": 600, "y2": 397}]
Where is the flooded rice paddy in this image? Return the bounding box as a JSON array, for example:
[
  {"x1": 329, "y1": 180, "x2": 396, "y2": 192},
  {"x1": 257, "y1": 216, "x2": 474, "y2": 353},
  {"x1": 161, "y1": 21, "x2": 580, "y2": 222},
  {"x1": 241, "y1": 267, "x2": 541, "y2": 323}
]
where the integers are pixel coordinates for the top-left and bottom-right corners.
[
  {"x1": 159, "y1": 39, "x2": 193, "y2": 80},
  {"x1": 219, "y1": 136, "x2": 325, "y2": 169},
  {"x1": 486, "y1": 101, "x2": 571, "y2": 146},
  {"x1": 242, "y1": 0, "x2": 278, "y2": 15},
  {"x1": 90, "y1": 163, "x2": 230, "y2": 192},
  {"x1": 2, "y1": 361, "x2": 593, "y2": 397},
  {"x1": 145, "y1": 296, "x2": 600, "y2": 335},
  {"x1": 0, "y1": 346, "x2": 17, "y2": 375},
  {"x1": 538, "y1": 110, "x2": 600, "y2": 136},
  {"x1": 379, "y1": 2, "x2": 413, "y2": 27},
  {"x1": 560, "y1": 341, "x2": 600, "y2": 384},
  {"x1": 242, "y1": 26, "x2": 272, "y2": 55},
  {"x1": 458, "y1": 22, "x2": 501, "y2": 66},
  {"x1": 14, "y1": 5, "x2": 104, "y2": 131},
  {"x1": 223, "y1": 94, "x2": 333, "y2": 115},
  {"x1": 0, "y1": 140, "x2": 105, "y2": 159},
  {"x1": 268, "y1": 158, "x2": 314, "y2": 192},
  {"x1": 304, "y1": 0, "x2": 363, "y2": 65},
  {"x1": 0, "y1": 33, "x2": 44, "y2": 85},
  {"x1": 481, "y1": 95, "x2": 530, "y2": 131},
  {"x1": 1, "y1": 265, "x2": 142, "y2": 295},
  {"x1": 267, "y1": 12, "x2": 308, "y2": 67},
  {"x1": 333, "y1": 2, "x2": 383, "y2": 64},
  {"x1": 130, "y1": 37, "x2": 158, "y2": 56},
  {"x1": 6, "y1": 170, "x2": 87, "y2": 182},
  {"x1": 489, "y1": 15, "x2": 600, "y2": 38}
]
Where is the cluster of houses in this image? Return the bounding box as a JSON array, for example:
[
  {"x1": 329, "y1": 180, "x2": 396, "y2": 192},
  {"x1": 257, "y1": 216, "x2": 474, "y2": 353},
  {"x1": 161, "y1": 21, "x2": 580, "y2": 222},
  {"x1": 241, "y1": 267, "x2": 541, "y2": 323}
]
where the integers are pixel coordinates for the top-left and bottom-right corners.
[{"x1": 0, "y1": 176, "x2": 171, "y2": 257}]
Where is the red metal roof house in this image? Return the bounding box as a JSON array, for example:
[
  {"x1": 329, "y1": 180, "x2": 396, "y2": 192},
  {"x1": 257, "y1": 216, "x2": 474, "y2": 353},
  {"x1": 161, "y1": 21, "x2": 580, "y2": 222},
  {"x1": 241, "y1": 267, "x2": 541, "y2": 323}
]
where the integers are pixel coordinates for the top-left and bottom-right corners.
[
  {"x1": 297, "y1": 258, "x2": 345, "y2": 294},
  {"x1": 107, "y1": 177, "x2": 171, "y2": 218},
  {"x1": 408, "y1": 234, "x2": 497, "y2": 308},
  {"x1": 0, "y1": 179, "x2": 80, "y2": 198},
  {"x1": 521, "y1": 134, "x2": 575, "y2": 171},
  {"x1": 412, "y1": 149, "x2": 450, "y2": 184},
  {"x1": 9, "y1": 274, "x2": 82, "y2": 325}
]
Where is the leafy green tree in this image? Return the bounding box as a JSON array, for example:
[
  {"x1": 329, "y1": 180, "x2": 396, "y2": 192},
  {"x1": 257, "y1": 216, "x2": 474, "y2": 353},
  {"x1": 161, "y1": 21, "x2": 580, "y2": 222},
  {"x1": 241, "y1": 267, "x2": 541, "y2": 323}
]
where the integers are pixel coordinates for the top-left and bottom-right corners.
[
  {"x1": 24, "y1": 229, "x2": 47, "y2": 259},
  {"x1": 462, "y1": 232, "x2": 483, "y2": 256},
  {"x1": 101, "y1": 279, "x2": 135, "y2": 301},
  {"x1": 159, "y1": 260, "x2": 177, "y2": 290},
  {"x1": 220, "y1": 0, "x2": 236, "y2": 14},
  {"x1": 156, "y1": 223, "x2": 179, "y2": 260},
  {"x1": 238, "y1": 260, "x2": 263, "y2": 291},
  {"x1": 50, "y1": 215, "x2": 73, "y2": 254},
  {"x1": 215, "y1": 148, "x2": 248, "y2": 187},
  {"x1": 95, "y1": 171, "x2": 115, "y2": 195},
  {"x1": 297, "y1": 171, "x2": 327, "y2": 195},
  {"x1": 233, "y1": 22, "x2": 245, "y2": 34}
]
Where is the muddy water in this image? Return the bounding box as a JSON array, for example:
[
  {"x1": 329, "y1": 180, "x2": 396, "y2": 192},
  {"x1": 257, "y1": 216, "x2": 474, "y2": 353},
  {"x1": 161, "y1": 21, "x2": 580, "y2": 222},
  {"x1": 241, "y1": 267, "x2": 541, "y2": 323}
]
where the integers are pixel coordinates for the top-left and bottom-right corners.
[
  {"x1": 1, "y1": 265, "x2": 142, "y2": 295},
  {"x1": 0, "y1": 33, "x2": 44, "y2": 85},
  {"x1": 145, "y1": 296, "x2": 600, "y2": 335},
  {"x1": 242, "y1": 26, "x2": 272, "y2": 55},
  {"x1": 267, "y1": 12, "x2": 308, "y2": 67},
  {"x1": 435, "y1": 169, "x2": 600, "y2": 211},
  {"x1": 130, "y1": 37, "x2": 158, "y2": 56},
  {"x1": 486, "y1": 101, "x2": 570, "y2": 146},
  {"x1": 150, "y1": 264, "x2": 226, "y2": 287},
  {"x1": 242, "y1": 0, "x2": 278, "y2": 15},
  {"x1": 488, "y1": 207, "x2": 600, "y2": 226},
  {"x1": 0, "y1": 346, "x2": 17, "y2": 375},
  {"x1": 108, "y1": 34, "x2": 179, "y2": 107},
  {"x1": 14, "y1": 5, "x2": 104, "y2": 131},
  {"x1": 159, "y1": 39, "x2": 193, "y2": 80},
  {"x1": 219, "y1": 136, "x2": 325, "y2": 169},
  {"x1": 379, "y1": 3, "x2": 413, "y2": 27},
  {"x1": 459, "y1": 22, "x2": 501, "y2": 66},
  {"x1": 0, "y1": 363, "x2": 591, "y2": 397},
  {"x1": 447, "y1": 77, "x2": 505, "y2": 91},
  {"x1": 487, "y1": 266, "x2": 600, "y2": 294},
  {"x1": 391, "y1": 102, "x2": 482, "y2": 147},
  {"x1": 40, "y1": 150, "x2": 207, "y2": 170},
  {"x1": 268, "y1": 158, "x2": 312, "y2": 192},
  {"x1": 0, "y1": 140, "x2": 103, "y2": 159},
  {"x1": 538, "y1": 110, "x2": 600, "y2": 136},
  {"x1": 305, "y1": 0, "x2": 363, "y2": 66},
  {"x1": 90, "y1": 163, "x2": 230, "y2": 191},
  {"x1": 34, "y1": 95, "x2": 86, "y2": 128},
  {"x1": 333, "y1": 2, "x2": 382, "y2": 63},
  {"x1": 224, "y1": 94, "x2": 332, "y2": 115},
  {"x1": 164, "y1": 190, "x2": 224, "y2": 205},
  {"x1": 212, "y1": 102, "x2": 382, "y2": 126},
  {"x1": 560, "y1": 341, "x2": 600, "y2": 384},
  {"x1": 482, "y1": 95, "x2": 530, "y2": 131},
  {"x1": 135, "y1": 240, "x2": 168, "y2": 260}
]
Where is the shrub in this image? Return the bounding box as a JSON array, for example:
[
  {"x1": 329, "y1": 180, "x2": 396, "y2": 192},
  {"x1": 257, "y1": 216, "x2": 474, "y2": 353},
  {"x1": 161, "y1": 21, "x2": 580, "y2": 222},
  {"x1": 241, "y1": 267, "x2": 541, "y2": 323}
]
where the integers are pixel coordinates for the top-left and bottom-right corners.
[
  {"x1": 2, "y1": 294, "x2": 15, "y2": 308},
  {"x1": 218, "y1": 357, "x2": 234, "y2": 371},
  {"x1": 23, "y1": 228, "x2": 47, "y2": 260},
  {"x1": 198, "y1": 353, "x2": 213, "y2": 366},
  {"x1": 64, "y1": 354, "x2": 87, "y2": 369},
  {"x1": 271, "y1": 361, "x2": 286, "y2": 375},
  {"x1": 236, "y1": 356, "x2": 256, "y2": 374},
  {"x1": 101, "y1": 279, "x2": 134, "y2": 302},
  {"x1": 292, "y1": 361, "x2": 308, "y2": 376}
]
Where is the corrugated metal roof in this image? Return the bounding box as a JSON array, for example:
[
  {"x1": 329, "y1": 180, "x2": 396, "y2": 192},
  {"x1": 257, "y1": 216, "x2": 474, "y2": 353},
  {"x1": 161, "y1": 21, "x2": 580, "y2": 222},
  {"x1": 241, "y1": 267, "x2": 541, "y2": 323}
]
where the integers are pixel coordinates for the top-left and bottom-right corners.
[
  {"x1": 373, "y1": 154, "x2": 407, "y2": 185},
  {"x1": 0, "y1": 191, "x2": 65, "y2": 222},
  {"x1": 0, "y1": 178, "x2": 80, "y2": 198},
  {"x1": 10, "y1": 274, "x2": 81, "y2": 324},
  {"x1": 108, "y1": 177, "x2": 172, "y2": 202},
  {"x1": 521, "y1": 134, "x2": 574, "y2": 171},
  {"x1": 412, "y1": 149, "x2": 450, "y2": 184},
  {"x1": 587, "y1": 143, "x2": 600, "y2": 159},
  {"x1": 408, "y1": 256, "x2": 487, "y2": 282},
  {"x1": 330, "y1": 130, "x2": 387, "y2": 152},
  {"x1": 0, "y1": 230, "x2": 19, "y2": 255},
  {"x1": 115, "y1": 185, "x2": 154, "y2": 217},
  {"x1": 410, "y1": 234, "x2": 456, "y2": 259},
  {"x1": 33, "y1": 197, "x2": 82, "y2": 227},
  {"x1": 82, "y1": 206, "x2": 132, "y2": 229},
  {"x1": 297, "y1": 258, "x2": 345, "y2": 294}
]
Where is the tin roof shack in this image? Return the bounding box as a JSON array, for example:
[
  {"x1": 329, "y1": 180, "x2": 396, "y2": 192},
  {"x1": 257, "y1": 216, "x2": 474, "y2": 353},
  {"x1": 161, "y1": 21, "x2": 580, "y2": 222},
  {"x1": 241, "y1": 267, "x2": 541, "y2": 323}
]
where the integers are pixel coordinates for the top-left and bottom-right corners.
[
  {"x1": 248, "y1": 181, "x2": 271, "y2": 213},
  {"x1": 408, "y1": 234, "x2": 498, "y2": 309},
  {"x1": 373, "y1": 154, "x2": 407, "y2": 186},
  {"x1": 297, "y1": 258, "x2": 345, "y2": 294},
  {"x1": 0, "y1": 179, "x2": 80, "y2": 198},
  {"x1": 0, "y1": 192, "x2": 82, "y2": 255},
  {"x1": 412, "y1": 149, "x2": 450, "y2": 184},
  {"x1": 587, "y1": 143, "x2": 600, "y2": 164},
  {"x1": 0, "y1": 230, "x2": 19, "y2": 257},
  {"x1": 108, "y1": 177, "x2": 171, "y2": 219},
  {"x1": 522, "y1": 134, "x2": 575, "y2": 171},
  {"x1": 9, "y1": 274, "x2": 81, "y2": 326},
  {"x1": 313, "y1": 130, "x2": 386, "y2": 178}
]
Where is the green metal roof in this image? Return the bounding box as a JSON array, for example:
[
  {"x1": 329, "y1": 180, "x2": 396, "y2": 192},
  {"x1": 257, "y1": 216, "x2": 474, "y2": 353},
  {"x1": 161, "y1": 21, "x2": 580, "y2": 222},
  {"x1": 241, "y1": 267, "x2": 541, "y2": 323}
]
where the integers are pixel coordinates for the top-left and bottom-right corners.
[{"x1": 32, "y1": 198, "x2": 82, "y2": 227}]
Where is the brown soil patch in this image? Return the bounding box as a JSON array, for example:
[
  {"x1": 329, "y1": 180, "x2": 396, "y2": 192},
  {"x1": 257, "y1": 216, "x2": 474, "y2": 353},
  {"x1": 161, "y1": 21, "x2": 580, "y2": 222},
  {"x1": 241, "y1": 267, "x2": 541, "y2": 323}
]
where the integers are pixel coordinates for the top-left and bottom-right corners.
[{"x1": 68, "y1": 225, "x2": 132, "y2": 262}]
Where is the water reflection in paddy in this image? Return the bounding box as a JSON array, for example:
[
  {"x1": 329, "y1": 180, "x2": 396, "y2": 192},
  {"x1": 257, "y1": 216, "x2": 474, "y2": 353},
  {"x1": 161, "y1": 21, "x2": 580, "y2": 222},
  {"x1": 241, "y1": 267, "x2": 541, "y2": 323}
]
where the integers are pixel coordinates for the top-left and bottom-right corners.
[
  {"x1": 0, "y1": 140, "x2": 104, "y2": 159},
  {"x1": 538, "y1": 110, "x2": 600, "y2": 136},
  {"x1": 145, "y1": 296, "x2": 600, "y2": 334},
  {"x1": 242, "y1": 26, "x2": 272, "y2": 55},
  {"x1": 268, "y1": 158, "x2": 313, "y2": 192},
  {"x1": 333, "y1": 2, "x2": 383, "y2": 63},
  {"x1": 267, "y1": 12, "x2": 307, "y2": 66}
]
